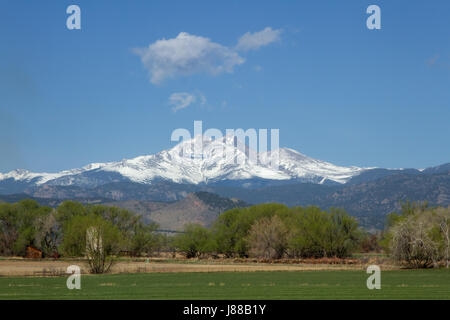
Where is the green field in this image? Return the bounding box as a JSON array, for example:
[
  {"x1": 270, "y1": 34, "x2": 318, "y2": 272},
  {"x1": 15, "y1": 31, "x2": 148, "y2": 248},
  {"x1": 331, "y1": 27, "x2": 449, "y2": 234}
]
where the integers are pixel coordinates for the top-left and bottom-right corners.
[{"x1": 1, "y1": 269, "x2": 449, "y2": 300}]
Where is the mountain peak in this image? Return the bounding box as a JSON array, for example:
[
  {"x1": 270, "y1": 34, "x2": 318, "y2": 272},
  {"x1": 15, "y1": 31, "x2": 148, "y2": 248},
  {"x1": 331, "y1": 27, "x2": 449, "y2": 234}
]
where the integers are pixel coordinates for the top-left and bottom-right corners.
[{"x1": 0, "y1": 135, "x2": 367, "y2": 188}]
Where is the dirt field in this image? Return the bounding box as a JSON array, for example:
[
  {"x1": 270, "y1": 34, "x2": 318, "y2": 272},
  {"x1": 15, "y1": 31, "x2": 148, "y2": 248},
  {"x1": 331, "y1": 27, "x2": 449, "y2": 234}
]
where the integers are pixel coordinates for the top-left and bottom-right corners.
[{"x1": 0, "y1": 257, "x2": 399, "y2": 277}]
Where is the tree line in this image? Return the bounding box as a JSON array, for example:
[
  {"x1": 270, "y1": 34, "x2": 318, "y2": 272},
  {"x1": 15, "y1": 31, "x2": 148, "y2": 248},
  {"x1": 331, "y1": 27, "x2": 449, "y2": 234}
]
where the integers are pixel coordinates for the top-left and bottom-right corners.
[
  {"x1": 0, "y1": 200, "x2": 161, "y2": 262},
  {"x1": 0, "y1": 199, "x2": 448, "y2": 272},
  {"x1": 175, "y1": 204, "x2": 361, "y2": 259}
]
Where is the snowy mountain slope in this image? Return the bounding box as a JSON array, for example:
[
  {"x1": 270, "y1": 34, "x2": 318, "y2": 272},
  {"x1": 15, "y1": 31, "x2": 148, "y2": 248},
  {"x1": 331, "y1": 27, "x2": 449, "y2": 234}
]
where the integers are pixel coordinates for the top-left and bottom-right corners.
[
  {"x1": 262, "y1": 148, "x2": 363, "y2": 184},
  {"x1": 0, "y1": 135, "x2": 368, "y2": 188}
]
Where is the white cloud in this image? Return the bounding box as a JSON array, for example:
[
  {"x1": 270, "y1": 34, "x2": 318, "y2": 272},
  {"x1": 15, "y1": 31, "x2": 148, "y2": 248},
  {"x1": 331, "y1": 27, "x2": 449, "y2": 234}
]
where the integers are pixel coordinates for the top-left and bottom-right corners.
[
  {"x1": 236, "y1": 27, "x2": 282, "y2": 52},
  {"x1": 134, "y1": 32, "x2": 245, "y2": 84},
  {"x1": 134, "y1": 28, "x2": 281, "y2": 84},
  {"x1": 169, "y1": 92, "x2": 197, "y2": 112}
]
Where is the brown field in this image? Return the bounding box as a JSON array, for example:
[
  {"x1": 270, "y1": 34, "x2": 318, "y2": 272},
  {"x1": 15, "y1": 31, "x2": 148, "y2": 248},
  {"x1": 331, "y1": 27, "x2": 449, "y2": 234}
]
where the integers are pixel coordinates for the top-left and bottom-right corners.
[{"x1": 0, "y1": 256, "x2": 399, "y2": 277}]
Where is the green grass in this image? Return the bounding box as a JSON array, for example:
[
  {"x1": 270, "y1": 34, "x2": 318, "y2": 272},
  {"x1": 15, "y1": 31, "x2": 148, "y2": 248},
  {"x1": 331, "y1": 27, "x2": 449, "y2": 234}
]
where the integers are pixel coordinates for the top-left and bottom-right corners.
[{"x1": 0, "y1": 269, "x2": 449, "y2": 300}]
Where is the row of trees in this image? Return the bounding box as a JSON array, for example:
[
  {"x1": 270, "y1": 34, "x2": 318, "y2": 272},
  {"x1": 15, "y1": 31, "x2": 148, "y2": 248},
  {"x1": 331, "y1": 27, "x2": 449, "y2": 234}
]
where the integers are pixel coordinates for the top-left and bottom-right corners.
[
  {"x1": 0, "y1": 200, "x2": 362, "y2": 262},
  {"x1": 0, "y1": 200, "x2": 161, "y2": 271},
  {"x1": 1, "y1": 199, "x2": 447, "y2": 271},
  {"x1": 173, "y1": 201, "x2": 450, "y2": 269},
  {"x1": 174, "y1": 204, "x2": 361, "y2": 259}
]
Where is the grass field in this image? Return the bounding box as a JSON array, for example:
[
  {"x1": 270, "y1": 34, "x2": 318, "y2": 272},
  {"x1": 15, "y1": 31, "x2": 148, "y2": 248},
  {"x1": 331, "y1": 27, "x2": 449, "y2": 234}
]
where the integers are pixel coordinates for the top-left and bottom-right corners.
[{"x1": 1, "y1": 269, "x2": 449, "y2": 300}]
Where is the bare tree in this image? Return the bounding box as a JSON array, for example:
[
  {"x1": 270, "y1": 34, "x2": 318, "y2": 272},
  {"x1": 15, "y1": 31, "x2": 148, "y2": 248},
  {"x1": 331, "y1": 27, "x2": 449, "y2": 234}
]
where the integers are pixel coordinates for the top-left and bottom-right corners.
[
  {"x1": 86, "y1": 226, "x2": 113, "y2": 274},
  {"x1": 34, "y1": 210, "x2": 61, "y2": 257},
  {"x1": 0, "y1": 220, "x2": 17, "y2": 256},
  {"x1": 391, "y1": 217, "x2": 439, "y2": 268},
  {"x1": 85, "y1": 221, "x2": 121, "y2": 274},
  {"x1": 247, "y1": 215, "x2": 290, "y2": 259}
]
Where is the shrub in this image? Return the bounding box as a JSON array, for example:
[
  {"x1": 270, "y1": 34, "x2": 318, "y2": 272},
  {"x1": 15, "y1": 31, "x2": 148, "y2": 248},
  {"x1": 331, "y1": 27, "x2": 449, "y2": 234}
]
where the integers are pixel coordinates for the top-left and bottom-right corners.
[
  {"x1": 246, "y1": 215, "x2": 290, "y2": 259},
  {"x1": 174, "y1": 223, "x2": 215, "y2": 258},
  {"x1": 62, "y1": 214, "x2": 122, "y2": 273},
  {"x1": 387, "y1": 203, "x2": 450, "y2": 268}
]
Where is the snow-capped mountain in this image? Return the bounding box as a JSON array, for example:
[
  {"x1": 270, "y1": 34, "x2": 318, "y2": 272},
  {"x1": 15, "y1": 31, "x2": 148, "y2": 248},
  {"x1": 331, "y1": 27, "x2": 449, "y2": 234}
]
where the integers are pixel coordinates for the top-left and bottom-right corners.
[{"x1": 0, "y1": 135, "x2": 367, "y2": 189}]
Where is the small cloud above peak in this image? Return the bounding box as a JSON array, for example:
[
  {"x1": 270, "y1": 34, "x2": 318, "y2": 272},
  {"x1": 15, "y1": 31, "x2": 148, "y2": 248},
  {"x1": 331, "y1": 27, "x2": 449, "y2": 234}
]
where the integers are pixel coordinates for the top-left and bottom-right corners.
[
  {"x1": 168, "y1": 92, "x2": 208, "y2": 112},
  {"x1": 169, "y1": 92, "x2": 196, "y2": 112},
  {"x1": 236, "y1": 27, "x2": 282, "y2": 52}
]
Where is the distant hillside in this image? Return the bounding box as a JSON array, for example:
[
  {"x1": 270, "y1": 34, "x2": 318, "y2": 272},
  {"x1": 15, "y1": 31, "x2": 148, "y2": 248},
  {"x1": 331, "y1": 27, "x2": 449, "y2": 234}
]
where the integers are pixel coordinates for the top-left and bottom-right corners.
[
  {"x1": 1, "y1": 168, "x2": 448, "y2": 230},
  {"x1": 194, "y1": 191, "x2": 248, "y2": 211},
  {"x1": 101, "y1": 199, "x2": 171, "y2": 220},
  {"x1": 22, "y1": 181, "x2": 200, "y2": 202},
  {"x1": 0, "y1": 191, "x2": 250, "y2": 231},
  {"x1": 0, "y1": 193, "x2": 108, "y2": 207},
  {"x1": 319, "y1": 171, "x2": 450, "y2": 229},
  {"x1": 211, "y1": 172, "x2": 450, "y2": 230},
  {"x1": 104, "y1": 192, "x2": 249, "y2": 231},
  {"x1": 345, "y1": 168, "x2": 421, "y2": 185}
]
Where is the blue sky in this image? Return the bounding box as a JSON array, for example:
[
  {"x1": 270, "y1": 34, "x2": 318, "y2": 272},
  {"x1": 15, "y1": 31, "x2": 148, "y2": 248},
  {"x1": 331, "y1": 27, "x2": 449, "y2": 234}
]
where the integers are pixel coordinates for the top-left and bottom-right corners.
[{"x1": 0, "y1": 0, "x2": 449, "y2": 172}]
